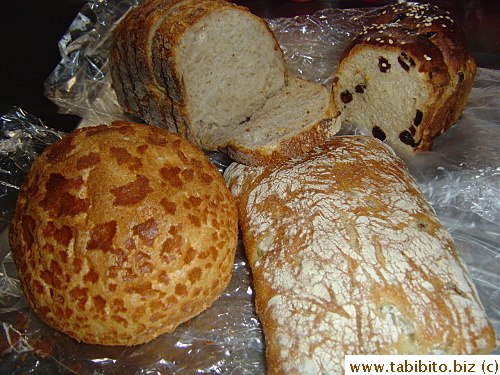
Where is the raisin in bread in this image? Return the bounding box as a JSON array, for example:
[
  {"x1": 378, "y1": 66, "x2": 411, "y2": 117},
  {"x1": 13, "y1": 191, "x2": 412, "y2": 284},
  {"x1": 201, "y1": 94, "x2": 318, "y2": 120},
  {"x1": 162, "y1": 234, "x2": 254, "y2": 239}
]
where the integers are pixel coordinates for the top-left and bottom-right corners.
[
  {"x1": 224, "y1": 136, "x2": 497, "y2": 374},
  {"x1": 9, "y1": 121, "x2": 238, "y2": 346},
  {"x1": 332, "y1": 3, "x2": 476, "y2": 154},
  {"x1": 110, "y1": 0, "x2": 340, "y2": 166}
]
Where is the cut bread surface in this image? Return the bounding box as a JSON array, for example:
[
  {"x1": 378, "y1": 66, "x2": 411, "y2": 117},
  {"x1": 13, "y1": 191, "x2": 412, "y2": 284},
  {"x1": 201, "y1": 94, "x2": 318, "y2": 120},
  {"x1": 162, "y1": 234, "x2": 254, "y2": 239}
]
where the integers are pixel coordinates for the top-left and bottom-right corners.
[
  {"x1": 334, "y1": 45, "x2": 432, "y2": 153},
  {"x1": 178, "y1": 8, "x2": 286, "y2": 134},
  {"x1": 210, "y1": 77, "x2": 341, "y2": 166}
]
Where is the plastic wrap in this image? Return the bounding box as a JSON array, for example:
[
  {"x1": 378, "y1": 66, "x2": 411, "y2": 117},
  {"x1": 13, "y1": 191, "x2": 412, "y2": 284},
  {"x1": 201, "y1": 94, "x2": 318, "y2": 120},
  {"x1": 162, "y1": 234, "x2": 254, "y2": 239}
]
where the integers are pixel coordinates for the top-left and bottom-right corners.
[{"x1": 1, "y1": 0, "x2": 499, "y2": 373}]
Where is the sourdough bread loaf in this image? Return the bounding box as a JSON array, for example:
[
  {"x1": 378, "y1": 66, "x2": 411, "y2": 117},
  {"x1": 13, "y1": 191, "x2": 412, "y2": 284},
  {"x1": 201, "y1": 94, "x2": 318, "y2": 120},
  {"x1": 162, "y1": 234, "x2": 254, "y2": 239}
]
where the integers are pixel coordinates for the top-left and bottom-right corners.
[
  {"x1": 224, "y1": 135, "x2": 496, "y2": 373},
  {"x1": 332, "y1": 3, "x2": 476, "y2": 154},
  {"x1": 110, "y1": 0, "x2": 339, "y2": 166},
  {"x1": 9, "y1": 121, "x2": 238, "y2": 346}
]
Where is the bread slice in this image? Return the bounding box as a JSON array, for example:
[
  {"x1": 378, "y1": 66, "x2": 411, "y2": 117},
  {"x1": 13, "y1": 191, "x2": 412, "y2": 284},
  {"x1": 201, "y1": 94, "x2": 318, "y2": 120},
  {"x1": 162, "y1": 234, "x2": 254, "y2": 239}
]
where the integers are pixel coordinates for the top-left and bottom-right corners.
[
  {"x1": 224, "y1": 135, "x2": 497, "y2": 373},
  {"x1": 110, "y1": 0, "x2": 340, "y2": 166},
  {"x1": 205, "y1": 77, "x2": 341, "y2": 166},
  {"x1": 332, "y1": 3, "x2": 476, "y2": 154}
]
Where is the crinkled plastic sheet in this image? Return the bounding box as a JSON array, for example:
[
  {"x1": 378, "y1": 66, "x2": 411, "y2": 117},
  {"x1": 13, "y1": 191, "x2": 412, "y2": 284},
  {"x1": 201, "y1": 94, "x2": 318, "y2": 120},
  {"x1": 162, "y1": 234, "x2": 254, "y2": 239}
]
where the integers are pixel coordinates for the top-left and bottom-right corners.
[{"x1": 1, "y1": 0, "x2": 499, "y2": 373}]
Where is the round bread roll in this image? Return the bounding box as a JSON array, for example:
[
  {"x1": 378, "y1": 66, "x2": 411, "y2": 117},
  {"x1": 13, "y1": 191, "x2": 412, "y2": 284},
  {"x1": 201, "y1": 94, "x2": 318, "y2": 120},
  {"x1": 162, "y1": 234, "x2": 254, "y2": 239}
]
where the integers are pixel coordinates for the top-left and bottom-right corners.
[{"x1": 9, "y1": 121, "x2": 238, "y2": 346}]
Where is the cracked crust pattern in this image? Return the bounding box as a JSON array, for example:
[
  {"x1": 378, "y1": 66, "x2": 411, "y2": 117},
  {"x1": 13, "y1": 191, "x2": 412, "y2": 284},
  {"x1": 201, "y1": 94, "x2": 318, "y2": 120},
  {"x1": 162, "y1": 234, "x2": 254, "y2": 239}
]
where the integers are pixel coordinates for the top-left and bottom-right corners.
[{"x1": 9, "y1": 121, "x2": 238, "y2": 346}]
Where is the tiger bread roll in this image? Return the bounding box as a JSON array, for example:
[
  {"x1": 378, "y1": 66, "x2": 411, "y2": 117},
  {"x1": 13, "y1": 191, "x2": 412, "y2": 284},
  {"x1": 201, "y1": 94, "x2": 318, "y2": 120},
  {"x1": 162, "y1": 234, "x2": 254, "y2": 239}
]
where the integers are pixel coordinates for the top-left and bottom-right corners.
[
  {"x1": 224, "y1": 135, "x2": 497, "y2": 374},
  {"x1": 9, "y1": 121, "x2": 238, "y2": 346},
  {"x1": 110, "y1": 0, "x2": 340, "y2": 166}
]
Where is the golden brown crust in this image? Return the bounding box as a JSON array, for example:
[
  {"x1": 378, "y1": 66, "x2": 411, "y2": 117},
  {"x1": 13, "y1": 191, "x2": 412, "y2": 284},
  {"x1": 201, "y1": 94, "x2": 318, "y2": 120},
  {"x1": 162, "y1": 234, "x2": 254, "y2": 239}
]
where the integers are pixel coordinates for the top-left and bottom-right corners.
[
  {"x1": 224, "y1": 136, "x2": 497, "y2": 373},
  {"x1": 9, "y1": 121, "x2": 238, "y2": 346},
  {"x1": 425, "y1": 53, "x2": 476, "y2": 143},
  {"x1": 221, "y1": 117, "x2": 339, "y2": 167}
]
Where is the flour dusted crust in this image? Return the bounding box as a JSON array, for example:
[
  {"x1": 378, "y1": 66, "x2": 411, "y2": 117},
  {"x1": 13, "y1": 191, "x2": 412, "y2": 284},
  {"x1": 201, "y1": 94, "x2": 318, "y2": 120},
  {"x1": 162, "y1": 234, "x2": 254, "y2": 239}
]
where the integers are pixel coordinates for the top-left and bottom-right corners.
[
  {"x1": 9, "y1": 121, "x2": 238, "y2": 346},
  {"x1": 332, "y1": 3, "x2": 476, "y2": 154},
  {"x1": 224, "y1": 136, "x2": 496, "y2": 373}
]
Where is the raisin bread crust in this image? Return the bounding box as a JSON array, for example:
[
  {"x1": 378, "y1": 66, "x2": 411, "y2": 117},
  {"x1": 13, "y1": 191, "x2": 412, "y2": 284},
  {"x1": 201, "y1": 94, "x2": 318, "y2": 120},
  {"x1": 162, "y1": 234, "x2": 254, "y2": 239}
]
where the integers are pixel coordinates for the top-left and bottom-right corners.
[
  {"x1": 332, "y1": 3, "x2": 476, "y2": 154},
  {"x1": 224, "y1": 135, "x2": 497, "y2": 374}
]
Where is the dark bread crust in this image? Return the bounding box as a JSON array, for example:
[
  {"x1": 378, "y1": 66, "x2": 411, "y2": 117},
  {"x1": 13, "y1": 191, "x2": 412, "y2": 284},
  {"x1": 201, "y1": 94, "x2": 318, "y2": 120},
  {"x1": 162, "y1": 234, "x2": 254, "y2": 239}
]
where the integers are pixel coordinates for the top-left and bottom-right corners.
[
  {"x1": 110, "y1": 0, "x2": 184, "y2": 133},
  {"x1": 333, "y1": 3, "x2": 476, "y2": 152},
  {"x1": 340, "y1": 23, "x2": 451, "y2": 87},
  {"x1": 128, "y1": 0, "x2": 180, "y2": 132},
  {"x1": 369, "y1": 3, "x2": 469, "y2": 73},
  {"x1": 9, "y1": 121, "x2": 238, "y2": 346}
]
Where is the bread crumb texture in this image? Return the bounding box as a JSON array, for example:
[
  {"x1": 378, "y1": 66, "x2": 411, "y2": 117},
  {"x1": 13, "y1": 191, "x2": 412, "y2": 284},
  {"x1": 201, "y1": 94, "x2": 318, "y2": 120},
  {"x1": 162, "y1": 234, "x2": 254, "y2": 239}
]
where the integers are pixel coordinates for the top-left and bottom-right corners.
[
  {"x1": 224, "y1": 136, "x2": 497, "y2": 374},
  {"x1": 9, "y1": 121, "x2": 238, "y2": 346}
]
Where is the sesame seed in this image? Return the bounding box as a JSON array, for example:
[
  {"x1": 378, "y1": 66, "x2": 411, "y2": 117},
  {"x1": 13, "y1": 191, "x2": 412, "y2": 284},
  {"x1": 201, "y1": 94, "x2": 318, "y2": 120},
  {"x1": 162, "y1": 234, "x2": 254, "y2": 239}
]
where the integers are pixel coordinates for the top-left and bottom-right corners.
[{"x1": 424, "y1": 54, "x2": 432, "y2": 60}]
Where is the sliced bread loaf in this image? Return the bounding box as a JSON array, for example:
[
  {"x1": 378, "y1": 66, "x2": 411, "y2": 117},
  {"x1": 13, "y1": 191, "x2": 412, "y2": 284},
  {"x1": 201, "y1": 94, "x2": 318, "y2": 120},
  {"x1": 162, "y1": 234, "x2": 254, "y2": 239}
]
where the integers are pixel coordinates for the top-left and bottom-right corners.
[
  {"x1": 331, "y1": 3, "x2": 476, "y2": 154},
  {"x1": 110, "y1": 0, "x2": 339, "y2": 166}
]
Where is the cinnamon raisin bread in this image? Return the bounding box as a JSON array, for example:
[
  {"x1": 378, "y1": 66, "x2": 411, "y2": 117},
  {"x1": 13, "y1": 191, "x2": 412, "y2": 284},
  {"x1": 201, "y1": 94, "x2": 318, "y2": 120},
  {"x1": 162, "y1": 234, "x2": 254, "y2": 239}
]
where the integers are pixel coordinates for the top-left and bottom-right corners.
[
  {"x1": 110, "y1": 0, "x2": 339, "y2": 166},
  {"x1": 332, "y1": 3, "x2": 476, "y2": 154},
  {"x1": 224, "y1": 136, "x2": 497, "y2": 373},
  {"x1": 9, "y1": 121, "x2": 238, "y2": 346}
]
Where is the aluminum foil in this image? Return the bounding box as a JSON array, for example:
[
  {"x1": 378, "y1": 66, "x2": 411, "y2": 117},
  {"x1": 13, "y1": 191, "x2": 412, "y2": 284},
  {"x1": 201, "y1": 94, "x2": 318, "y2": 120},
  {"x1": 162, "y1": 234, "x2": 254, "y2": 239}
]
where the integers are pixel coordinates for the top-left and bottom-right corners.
[{"x1": 1, "y1": 0, "x2": 499, "y2": 373}]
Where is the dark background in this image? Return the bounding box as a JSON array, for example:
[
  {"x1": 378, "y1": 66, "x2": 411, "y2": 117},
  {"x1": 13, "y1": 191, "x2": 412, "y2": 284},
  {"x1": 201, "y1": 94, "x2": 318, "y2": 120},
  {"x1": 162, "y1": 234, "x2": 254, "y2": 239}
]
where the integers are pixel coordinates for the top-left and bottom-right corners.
[{"x1": 1, "y1": 0, "x2": 499, "y2": 133}]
